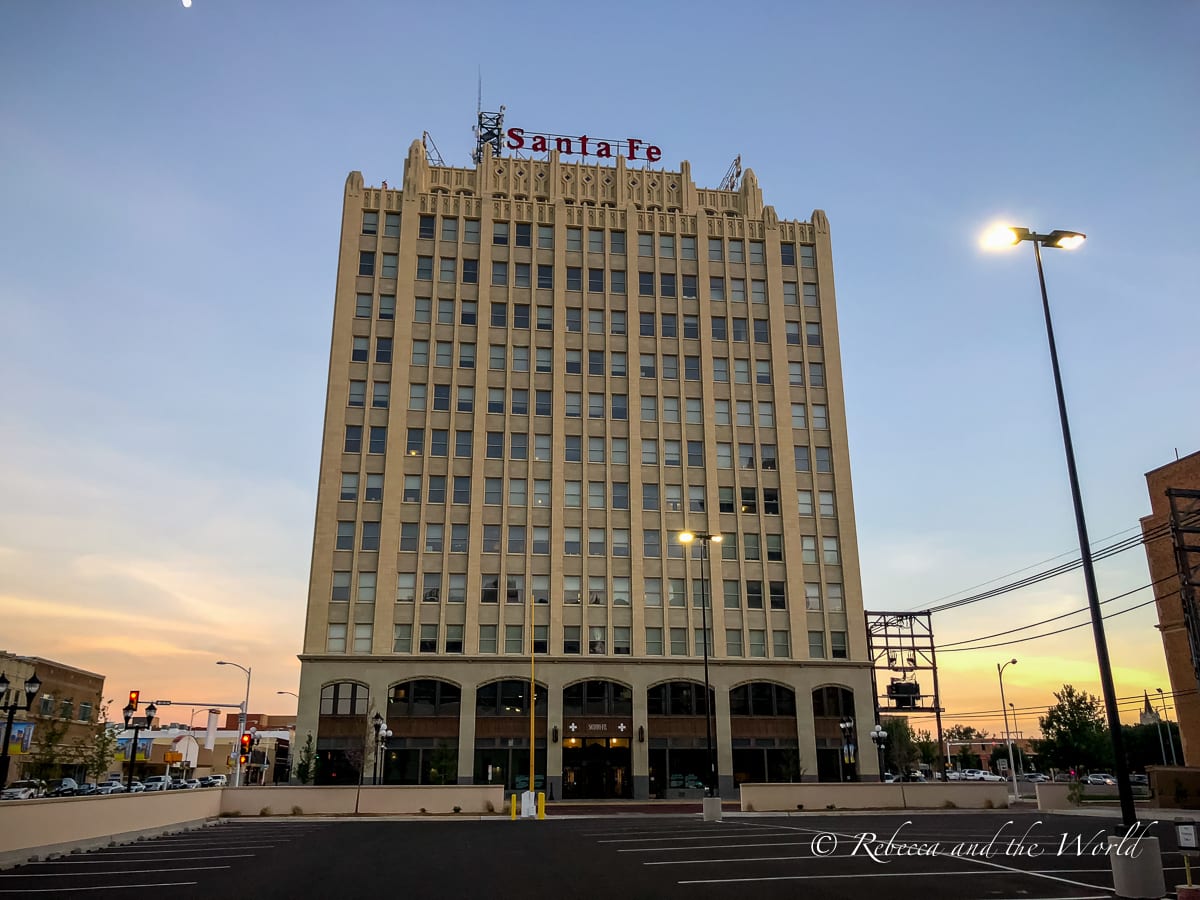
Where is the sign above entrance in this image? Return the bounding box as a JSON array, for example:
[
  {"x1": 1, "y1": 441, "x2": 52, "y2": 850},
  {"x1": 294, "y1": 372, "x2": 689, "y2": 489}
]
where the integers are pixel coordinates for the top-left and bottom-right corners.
[
  {"x1": 505, "y1": 128, "x2": 663, "y2": 163},
  {"x1": 566, "y1": 720, "x2": 630, "y2": 735}
]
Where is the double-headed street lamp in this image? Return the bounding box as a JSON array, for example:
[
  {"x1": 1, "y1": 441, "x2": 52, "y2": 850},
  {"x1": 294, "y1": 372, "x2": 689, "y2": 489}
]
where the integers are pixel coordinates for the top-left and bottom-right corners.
[
  {"x1": 217, "y1": 660, "x2": 252, "y2": 787},
  {"x1": 371, "y1": 712, "x2": 393, "y2": 784},
  {"x1": 0, "y1": 671, "x2": 41, "y2": 787},
  {"x1": 678, "y1": 530, "x2": 722, "y2": 799},
  {"x1": 122, "y1": 697, "x2": 157, "y2": 792},
  {"x1": 997, "y1": 659, "x2": 1018, "y2": 795},
  {"x1": 983, "y1": 224, "x2": 1135, "y2": 827},
  {"x1": 869, "y1": 724, "x2": 889, "y2": 780}
]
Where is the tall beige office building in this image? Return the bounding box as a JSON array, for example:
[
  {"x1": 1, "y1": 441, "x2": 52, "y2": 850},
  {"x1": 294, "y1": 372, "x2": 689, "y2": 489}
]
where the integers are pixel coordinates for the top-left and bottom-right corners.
[{"x1": 297, "y1": 136, "x2": 875, "y2": 798}]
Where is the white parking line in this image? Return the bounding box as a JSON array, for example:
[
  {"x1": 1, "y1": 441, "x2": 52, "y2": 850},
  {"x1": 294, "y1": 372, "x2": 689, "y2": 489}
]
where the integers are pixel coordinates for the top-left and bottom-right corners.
[
  {"x1": 31, "y1": 855, "x2": 255, "y2": 864},
  {"x1": 87, "y1": 845, "x2": 276, "y2": 853},
  {"x1": 735, "y1": 821, "x2": 1116, "y2": 894},
  {"x1": 0, "y1": 882, "x2": 199, "y2": 893},
  {"x1": 678, "y1": 869, "x2": 1111, "y2": 885},
  {"x1": 0, "y1": 866, "x2": 231, "y2": 878},
  {"x1": 598, "y1": 831, "x2": 795, "y2": 844},
  {"x1": 619, "y1": 840, "x2": 808, "y2": 853}
]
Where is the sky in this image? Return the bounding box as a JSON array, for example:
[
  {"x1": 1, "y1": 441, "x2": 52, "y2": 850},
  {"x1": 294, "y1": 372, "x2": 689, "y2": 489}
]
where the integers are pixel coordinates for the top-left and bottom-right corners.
[{"x1": 1, "y1": 1, "x2": 1197, "y2": 738}]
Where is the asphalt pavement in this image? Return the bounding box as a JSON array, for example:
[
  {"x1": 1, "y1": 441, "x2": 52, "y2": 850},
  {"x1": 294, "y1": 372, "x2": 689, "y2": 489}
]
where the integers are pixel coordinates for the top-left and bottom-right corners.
[{"x1": 0, "y1": 811, "x2": 1189, "y2": 899}]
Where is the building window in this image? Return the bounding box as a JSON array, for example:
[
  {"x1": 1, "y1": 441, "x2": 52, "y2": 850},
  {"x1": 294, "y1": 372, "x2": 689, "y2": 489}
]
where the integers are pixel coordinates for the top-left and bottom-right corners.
[
  {"x1": 749, "y1": 629, "x2": 767, "y2": 658},
  {"x1": 670, "y1": 627, "x2": 687, "y2": 656},
  {"x1": 327, "y1": 624, "x2": 347, "y2": 653}
]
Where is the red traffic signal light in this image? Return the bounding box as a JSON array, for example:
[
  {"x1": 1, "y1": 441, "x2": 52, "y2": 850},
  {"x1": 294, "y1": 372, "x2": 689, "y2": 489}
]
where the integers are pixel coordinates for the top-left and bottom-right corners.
[
  {"x1": 128, "y1": 691, "x2": 140, "y2": 710},
  {"x1": 240, "y1": 732, "x2": 253, "y2": 753}
]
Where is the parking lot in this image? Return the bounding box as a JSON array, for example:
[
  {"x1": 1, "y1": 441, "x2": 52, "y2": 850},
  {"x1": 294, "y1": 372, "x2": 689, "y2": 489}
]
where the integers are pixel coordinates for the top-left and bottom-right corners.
[{"x1": 0, "y1": 812, "x2": 1188, "y2": 898}]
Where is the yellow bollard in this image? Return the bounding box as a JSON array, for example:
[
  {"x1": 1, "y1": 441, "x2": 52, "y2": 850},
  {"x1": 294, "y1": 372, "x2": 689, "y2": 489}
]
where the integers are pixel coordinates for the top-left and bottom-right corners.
[
  {"x1": 511, "y1": 793, "x2": 517, "y2": 820},
  {"x1": 537, "y1": 792, "x2": 545, "y2": 820}
]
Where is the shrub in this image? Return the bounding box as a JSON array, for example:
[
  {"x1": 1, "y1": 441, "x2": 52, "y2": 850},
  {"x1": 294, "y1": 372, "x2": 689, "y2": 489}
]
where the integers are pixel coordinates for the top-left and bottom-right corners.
[
  {"x1": 825, "y1": 804, "x2": 835, "y2": 810},
  {"x1": 453, "y1": 805, "x2": 462, "y2": 814},
  {"x1": 983, "y1": 799, "x2": 994, "y2": 809},
  {"x1": 291, "y1": 806, "x2": 303, "y2": 816},
  {"x1": 941, "y1": 800, "x2": 957, "y2": 809},
  {"x1": 486, "y1": 800, "x2": 496, "y2": 813},
  {"x1": 420, "y1": 807, "x2": 427, "y2": 814},
  {"x1": 259, "y1": 807, "x2": 272, "y2": 816},
  {"x1": 795, "y1": 804, "x2": 804, "y2": 810}
]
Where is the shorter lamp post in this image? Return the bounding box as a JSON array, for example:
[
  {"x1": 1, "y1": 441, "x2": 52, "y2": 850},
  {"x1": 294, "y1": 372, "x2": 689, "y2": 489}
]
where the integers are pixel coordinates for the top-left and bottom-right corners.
[
  {"x1": 122, "y1": 699, "x2": 157, "y2": 792},
  {"x1": 870, "y1": 724, "x2": 889, "y2": 780},
  {"x1": 371, "y1": 712, "x2": 392, "y2": 784},
  {"x1": 839, "y1": 718, "x2": 857, "y2": 781},
  {"x1": 0, "y1": 671, "x2": 41, "y2": 788},
  {"x1": 998, "y1": 659, "x2": 1018, "y2": 796}
]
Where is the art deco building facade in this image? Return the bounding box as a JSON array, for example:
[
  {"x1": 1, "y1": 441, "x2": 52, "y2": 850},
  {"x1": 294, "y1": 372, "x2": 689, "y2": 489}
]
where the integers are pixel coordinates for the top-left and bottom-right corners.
[{"x1": 296, "y1": 138, "x2": 875, "y2": 798}]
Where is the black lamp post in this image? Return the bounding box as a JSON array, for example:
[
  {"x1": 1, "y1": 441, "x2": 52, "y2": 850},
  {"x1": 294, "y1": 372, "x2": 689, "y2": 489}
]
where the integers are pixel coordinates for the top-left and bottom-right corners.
[
  {"x1": 870, "y1": 724, "x2": 889, "y2": 781},
  {"x1": 122, "y1": 698, "x2": 156, "y2": 792},
  {"x1": 839, "y1": 717, "x2": 857, "y2": 781},
  {"x1": 371, "y1": 712, "x2": 392, "y2": 784},
  {"x1": 983, "y1": 224, "x2": 1135, "y2": 827},
  {"x1": 0, "y1": 671, "x2": 41, "y2": 787},
  {"x1": 679, "y1": 530, "x2": 722, "y2": 798}
]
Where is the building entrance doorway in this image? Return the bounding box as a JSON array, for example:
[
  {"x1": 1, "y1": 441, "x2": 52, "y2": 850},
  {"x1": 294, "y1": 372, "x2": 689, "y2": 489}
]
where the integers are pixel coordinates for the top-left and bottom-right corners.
[{"x1": 561, "y1": 737, "x2": 632, "y2": 799}]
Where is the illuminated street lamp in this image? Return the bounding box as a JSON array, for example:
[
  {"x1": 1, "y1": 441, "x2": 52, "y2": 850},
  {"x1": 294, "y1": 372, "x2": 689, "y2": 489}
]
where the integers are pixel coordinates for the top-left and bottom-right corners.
[
  {"x1": 217, "y1": 660, "x2": 252, "y2": 787},
  {"x1": 678, "y1": 530, "x2": 722, "y2": 801},
  {"x1": 983, "y1": 223, "x2": 1136, "y2": 827}
]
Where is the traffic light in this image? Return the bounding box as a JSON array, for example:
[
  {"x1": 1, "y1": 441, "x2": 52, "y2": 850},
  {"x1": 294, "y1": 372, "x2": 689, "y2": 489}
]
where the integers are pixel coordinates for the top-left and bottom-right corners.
[
  {"x1": 128, "y1": 690, "x2": 140, "y2": 710},
  {"x1": 240, "y1": 732, "x2": 253, "y2": 755},
  {"x1": 239, "y1": 754, "x2": 248, "y2": 766}
]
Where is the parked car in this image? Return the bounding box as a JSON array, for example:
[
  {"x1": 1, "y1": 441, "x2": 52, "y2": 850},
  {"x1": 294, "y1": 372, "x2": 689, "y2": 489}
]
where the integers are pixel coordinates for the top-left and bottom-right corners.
[
  {"x1": 1052, "y1": 772, "x2": 1077, "y2": 782},
  {"x1": 1, "y1": 780, "x2": 45, "y2": 800},
  {"x1": 1130, "y1": 774, "x2": 1150, "y2": 786},
  {"x1": 205, "y1": 774, "x2": 228, "y2": 787},
  {"x1": 898, "y1": 772, "x2": 927, "y2": 782},
  {"x1": 142, "y1": 776, "x2": 172, "y2": 792},
  {"x1": 94, "y1": 781, "x2": 126, "y2": 794},
  {"x1": 184, "y1": 779, "x2": 202, "y2": 790},
  {"x1": 1084, "y1": 773, "x2": 1116, "y2": 785},
  {"x1": 76, "y1": 783, "x2": 98, "y2": 796},
  {"x1": 126, "y1": 780, "x2": 146, "y2": 793},
  {"x1": 945, "y1": 770, "x2": 962, "y2": 781},
  {"x1": 46, "y1": 778, "x2": 79, "y2": 797},
  {"x1": 1021, "y1": 773, "x2": 1048, "y2": 783}
]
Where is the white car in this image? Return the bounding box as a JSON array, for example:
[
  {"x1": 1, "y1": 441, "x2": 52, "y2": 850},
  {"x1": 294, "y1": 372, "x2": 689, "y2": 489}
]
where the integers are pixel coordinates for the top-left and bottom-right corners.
[
  {"x1": 142, "y1": 776, "x2": 172, "y2": 792},
  {"x1": 95, "y1": 781, "x2": 126, "y2": 794},
  {"x1": 1, "y1": 780, "x2": 45, "y2": 800}
]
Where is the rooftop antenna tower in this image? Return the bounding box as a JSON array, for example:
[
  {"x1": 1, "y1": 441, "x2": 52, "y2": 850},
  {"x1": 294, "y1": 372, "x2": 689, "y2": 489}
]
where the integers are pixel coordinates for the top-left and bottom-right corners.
[
  {"x1": 472, "y1": 71, "x2": 506, "y2": 165},
  {"x1": 719, "y1": 155, "x2": 743, "y2": 191},
  {"x1": 422, "y1": 131, "x2": 445, "y2": 167}
]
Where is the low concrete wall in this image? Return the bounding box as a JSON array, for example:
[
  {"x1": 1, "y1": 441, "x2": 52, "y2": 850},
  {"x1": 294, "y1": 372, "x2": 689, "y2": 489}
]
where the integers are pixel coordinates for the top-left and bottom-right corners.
[
  {"x1": 1148, "y1": 766, "x2": 1200, "y2": 809},
  {"x1": 0, "y1": 790, "x2": 222, "y2": 867},
  {"x1": 219, "y1": 785, "x2": 505, "y2": 817},
  {"x1": 739, "y1": 782, "x2": 1009, "y2": 812}
]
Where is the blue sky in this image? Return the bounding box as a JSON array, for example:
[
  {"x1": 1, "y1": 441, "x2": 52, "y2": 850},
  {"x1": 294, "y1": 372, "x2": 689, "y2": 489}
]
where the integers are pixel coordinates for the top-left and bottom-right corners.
[{"x1": 1, "y1": 1, "x2": 1196, "y2": 733}]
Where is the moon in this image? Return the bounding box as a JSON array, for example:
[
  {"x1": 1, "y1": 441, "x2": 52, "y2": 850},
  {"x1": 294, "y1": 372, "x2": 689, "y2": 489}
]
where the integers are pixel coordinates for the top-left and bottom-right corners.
[{"x1": 182, "y1": 0, "x2": 192, "y2": 6}]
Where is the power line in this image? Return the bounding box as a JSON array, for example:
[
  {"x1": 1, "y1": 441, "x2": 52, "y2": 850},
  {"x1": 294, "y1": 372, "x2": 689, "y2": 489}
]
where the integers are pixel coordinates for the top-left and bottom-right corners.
[
  {"x1": 938, "y1": 597, "x2": 1157, "y2": 653},
  {"x1": 908, "y1": 522, "x2": 1148, "y2": 612},
  {"x1": 939, "y1": 575, "x2": 1177, "y2": 649},
  {"x1": 897, "y1": 687, "x2": 1197, "y2": 724}
]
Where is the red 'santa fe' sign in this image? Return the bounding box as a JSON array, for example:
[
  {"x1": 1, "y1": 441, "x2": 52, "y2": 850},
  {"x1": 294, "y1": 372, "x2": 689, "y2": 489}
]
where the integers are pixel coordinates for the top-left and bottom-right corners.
[{"x1": 505, "y1": 128, "x2": 662, "y2": 162}]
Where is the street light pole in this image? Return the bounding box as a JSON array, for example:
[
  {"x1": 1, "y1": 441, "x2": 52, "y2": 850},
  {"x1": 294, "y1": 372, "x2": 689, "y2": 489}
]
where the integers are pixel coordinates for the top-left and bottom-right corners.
[
  {"x1": 0, "y1": 671, "x2": 41, "y2": 788},
  {"x1": 217, "y1": 661, "x2": 252, "y2": 787},
  {"x1": 983, "y1": 224, "x2": 1136, "y2": 828},
  {"x1": 998, "y1": 659, "x2": 1018, "y2": 796},
  {"x1": 679, "y1": 531, "x2": 721, "y2": 800},
  {"x1": 122, "y1": 699, "x2": 156, "y2": 792},
  {"x1": 870, "y1": 724, "x2": 889, "y2": 780}
]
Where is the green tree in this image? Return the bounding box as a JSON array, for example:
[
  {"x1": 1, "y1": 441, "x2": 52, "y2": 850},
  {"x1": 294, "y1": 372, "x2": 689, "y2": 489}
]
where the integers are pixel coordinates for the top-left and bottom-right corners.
[
  {"x1": 293, "y1": 733, "x2": 318, "y2": 785},
  {"x1": 25, "y1": 718, "x2": 70, "y2": 781},
  {"x1": 72, "y1": 702, "x2": 122, "y2": 783},
  {"x1": 944, "y1": 724, "x2": 988, "y2": 770},
  {"x1": 1034, "y1": 684, "x2": 1112, "y2": 773},
  {"x1": 914, "y1": 728, "x2": 939, "y2": 769},
  {"x1": 881, "y1": 717, "x2": 918, "y2": 774}
]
